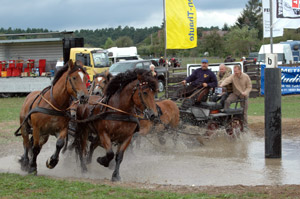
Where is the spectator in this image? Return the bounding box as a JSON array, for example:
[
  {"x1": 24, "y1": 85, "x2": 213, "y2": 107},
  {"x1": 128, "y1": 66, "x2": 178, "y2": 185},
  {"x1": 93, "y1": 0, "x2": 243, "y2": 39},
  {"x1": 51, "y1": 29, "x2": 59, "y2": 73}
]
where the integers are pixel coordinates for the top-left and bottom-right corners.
[
  {"x1": 215, "y1": 64, "x2": 233, "y2": 106},
  {"x1": 150, "y1": 64, "x2": 158, "y2": 98},
  {"x1": 159, "y1": 57, "x2": 165, "y2": 67},
  {"x1": 224, "y1": 55, "x2": 235, "y2": 62},
  {"x1": 220, "y1": 65, "x2": 252, "y2": 127},
  {"x1": 149, "y1": 64, "x2": 157, "y2": 79}
]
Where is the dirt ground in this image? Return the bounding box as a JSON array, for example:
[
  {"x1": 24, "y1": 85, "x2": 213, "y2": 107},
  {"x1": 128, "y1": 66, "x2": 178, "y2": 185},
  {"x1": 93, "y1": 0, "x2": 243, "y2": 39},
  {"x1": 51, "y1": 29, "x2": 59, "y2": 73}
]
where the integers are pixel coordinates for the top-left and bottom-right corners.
[{"x1": 1, "y1": 116, "x2": 300, "y2": 198}]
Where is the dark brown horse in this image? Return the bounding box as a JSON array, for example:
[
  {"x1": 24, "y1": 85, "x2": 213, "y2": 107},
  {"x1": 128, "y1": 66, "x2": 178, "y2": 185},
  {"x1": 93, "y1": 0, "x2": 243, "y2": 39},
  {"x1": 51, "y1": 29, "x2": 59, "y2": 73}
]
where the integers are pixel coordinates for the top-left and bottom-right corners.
[
  {"x1": 76, "y1": 68, "x2": 158, "y2": 181},
  {"x1": 15, "y1": 60, "x2": 89, "y2": 174}
]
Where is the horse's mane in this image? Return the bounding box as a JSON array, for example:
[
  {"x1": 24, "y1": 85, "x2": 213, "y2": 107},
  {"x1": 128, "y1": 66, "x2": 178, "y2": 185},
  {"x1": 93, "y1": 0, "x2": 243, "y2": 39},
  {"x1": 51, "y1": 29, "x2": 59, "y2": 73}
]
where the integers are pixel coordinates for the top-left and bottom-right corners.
[
  {"x1": 52, "y1": 61, "x2": 86, "y2": 86},
  {"x1": 105, "y1": 69, "x2": 158, "y2": 97}
]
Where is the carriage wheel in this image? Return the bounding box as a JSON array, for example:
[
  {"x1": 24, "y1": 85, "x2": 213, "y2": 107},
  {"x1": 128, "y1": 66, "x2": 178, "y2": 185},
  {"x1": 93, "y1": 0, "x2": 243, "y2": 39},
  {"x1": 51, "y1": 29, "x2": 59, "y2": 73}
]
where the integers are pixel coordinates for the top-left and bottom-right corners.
[
  {"x1": 204, "y1": 121, "x2": 219, "y2": 138},
  {"x1": 226, "y1": 118, "x2": 244, "y2": 136}
]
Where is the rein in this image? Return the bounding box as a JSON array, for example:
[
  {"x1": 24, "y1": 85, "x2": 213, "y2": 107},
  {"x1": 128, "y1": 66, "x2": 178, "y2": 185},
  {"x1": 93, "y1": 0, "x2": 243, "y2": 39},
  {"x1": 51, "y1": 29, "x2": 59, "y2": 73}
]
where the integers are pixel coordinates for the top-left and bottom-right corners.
[
  {"x1": 40, "y1": 95, "x2": 78, "y2": 112},
  {"x1": 88, "y1": 101, "x2": 144, "y2": 119}
]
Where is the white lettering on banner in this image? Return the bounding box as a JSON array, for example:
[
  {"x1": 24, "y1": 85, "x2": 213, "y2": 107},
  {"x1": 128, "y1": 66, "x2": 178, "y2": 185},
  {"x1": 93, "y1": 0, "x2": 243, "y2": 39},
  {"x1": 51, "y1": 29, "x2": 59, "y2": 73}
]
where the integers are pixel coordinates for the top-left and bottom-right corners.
[
  {"x1": 187, "y1": 0, "x2": 194, "y2": 41},
  {"x1": 281, "y1": 74, "x2": 300, "y2": 83},
  {"x1": 281, "y1": 68, "x2": 300, "y2": 73}
]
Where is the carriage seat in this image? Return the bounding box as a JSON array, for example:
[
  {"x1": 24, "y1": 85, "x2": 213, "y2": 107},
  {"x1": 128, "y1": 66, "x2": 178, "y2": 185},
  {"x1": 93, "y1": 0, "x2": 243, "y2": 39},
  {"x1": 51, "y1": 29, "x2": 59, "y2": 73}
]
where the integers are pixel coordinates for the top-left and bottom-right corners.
[
  {"x1": 199, "y1": 101, "x2": 223, "y2": 110},
  {"x1": 223, "y1": 108, "x2": 243, "y2": 114}
]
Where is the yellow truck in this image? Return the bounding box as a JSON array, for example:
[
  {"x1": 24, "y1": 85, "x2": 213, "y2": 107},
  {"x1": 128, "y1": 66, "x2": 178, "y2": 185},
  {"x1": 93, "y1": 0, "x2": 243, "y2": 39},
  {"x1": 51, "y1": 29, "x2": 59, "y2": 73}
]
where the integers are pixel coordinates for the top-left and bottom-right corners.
[{"x1": 70, "y1": 47, "x2": 110, "y2": 81}]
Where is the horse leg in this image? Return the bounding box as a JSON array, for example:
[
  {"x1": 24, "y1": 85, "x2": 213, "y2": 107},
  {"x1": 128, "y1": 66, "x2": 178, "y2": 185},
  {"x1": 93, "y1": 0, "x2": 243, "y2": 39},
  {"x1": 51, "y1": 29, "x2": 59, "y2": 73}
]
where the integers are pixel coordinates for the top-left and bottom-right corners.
[
  {"x1": 77, "y1": 128, "x2": 89, "y2": 173},
  {"x1": 111, "y1": 136, "x2": 132, "y2": 182},
  {"x1": 96, "y1": 132, "x2": 114, "y2": 168},
  {"x1": 46, "y1": 128, "x2": 67, "y2": 169},
  {"x1": 86, "y1": 138, "x2": 99, "y2": 164},
  {"x1": 19, "y1": 122, "x2": 33, "y2": 171},
  {"x1": 19, "y1": 134, "x2": 31, "y2": 171},
  {"x1": 28, "y1": 129, "x2": 41, "y2": 174}
]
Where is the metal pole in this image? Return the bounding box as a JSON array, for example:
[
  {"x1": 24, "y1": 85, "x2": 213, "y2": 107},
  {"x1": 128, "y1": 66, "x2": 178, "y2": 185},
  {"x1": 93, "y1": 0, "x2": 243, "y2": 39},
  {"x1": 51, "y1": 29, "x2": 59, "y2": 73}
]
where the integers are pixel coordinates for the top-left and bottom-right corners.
[
  {"x1": 163, "y1": 0, "x2": 169, "y2": 99},
  {"x1": 270, "y1": 0, "x2": 273, "y2": 53}
]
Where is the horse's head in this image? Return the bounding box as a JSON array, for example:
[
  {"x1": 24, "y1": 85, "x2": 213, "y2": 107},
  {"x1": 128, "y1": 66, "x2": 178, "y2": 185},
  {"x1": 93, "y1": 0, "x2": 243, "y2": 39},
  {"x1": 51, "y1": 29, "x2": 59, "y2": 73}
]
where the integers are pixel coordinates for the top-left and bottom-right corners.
[
  {"x1": 66, "y1": 60, "x2": 89, "y2": 104},
  {"x1": 91, "y1": 70, "x2": 112, "y2": 96},
  {"x1": 132, "y1": 71, "x2": 158, "y2": 121}
]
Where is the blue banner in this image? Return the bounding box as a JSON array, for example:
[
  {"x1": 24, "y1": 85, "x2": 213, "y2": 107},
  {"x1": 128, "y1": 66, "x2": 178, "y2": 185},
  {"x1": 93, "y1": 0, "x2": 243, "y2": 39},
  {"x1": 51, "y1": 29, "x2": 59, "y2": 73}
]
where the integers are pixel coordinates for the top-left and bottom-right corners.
[{"x1": 261, "y1": 64, "x2": 300, "y2": 95}]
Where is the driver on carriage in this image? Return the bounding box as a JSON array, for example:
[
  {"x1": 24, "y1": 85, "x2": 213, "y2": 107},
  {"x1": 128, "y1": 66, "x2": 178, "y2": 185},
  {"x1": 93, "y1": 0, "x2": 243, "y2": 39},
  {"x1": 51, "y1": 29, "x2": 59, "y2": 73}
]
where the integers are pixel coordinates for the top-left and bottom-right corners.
[{"x1": 171, "y1": 59, "x2": 217, "y2": 107}]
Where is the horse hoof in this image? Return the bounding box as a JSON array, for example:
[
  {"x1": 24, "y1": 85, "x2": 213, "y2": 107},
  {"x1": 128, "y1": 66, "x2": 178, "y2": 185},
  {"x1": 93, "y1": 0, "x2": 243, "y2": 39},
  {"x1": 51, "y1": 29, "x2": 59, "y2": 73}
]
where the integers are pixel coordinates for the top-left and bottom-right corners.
[
  {"x1": 158, "y1": 136, "x2": 166, "y2": 145},
  {"x1": 81, "y1": 166, "x2": 88, "y2": 173},
  {"x1": 19, "y1": 156, "x2": 29, "y2": 171},
  {"x1": 28, "y1": 167, "x2": 37, "y2": 175},
  {"x1": 97, "y1": 157, "x2": 109, "y2": 167},
  {"x1": 111, "y1": 175, "x2": 121, "y2": 182},
  {"x1": 46, "y1": 157, "x2": 59, "y2": 169},
  {"x1": 86, "y1": 157, "x2": 92, "y2": 165}
]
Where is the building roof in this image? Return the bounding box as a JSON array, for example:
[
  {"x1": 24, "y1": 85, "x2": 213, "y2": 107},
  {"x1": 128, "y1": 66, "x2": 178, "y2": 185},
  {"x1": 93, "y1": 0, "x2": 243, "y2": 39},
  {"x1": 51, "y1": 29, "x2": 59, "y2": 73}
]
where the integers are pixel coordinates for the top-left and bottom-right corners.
[{"x1": 0, "y1": 38, "x2": 63, "y2": 44}]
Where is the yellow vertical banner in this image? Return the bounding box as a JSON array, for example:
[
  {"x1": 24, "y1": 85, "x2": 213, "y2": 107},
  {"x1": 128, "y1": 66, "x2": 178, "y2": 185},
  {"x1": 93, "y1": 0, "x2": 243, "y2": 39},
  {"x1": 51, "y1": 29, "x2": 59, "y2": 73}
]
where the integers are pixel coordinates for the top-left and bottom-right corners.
[{"x1": 165, "y1": 0, "x2": 197, "y2": 49}]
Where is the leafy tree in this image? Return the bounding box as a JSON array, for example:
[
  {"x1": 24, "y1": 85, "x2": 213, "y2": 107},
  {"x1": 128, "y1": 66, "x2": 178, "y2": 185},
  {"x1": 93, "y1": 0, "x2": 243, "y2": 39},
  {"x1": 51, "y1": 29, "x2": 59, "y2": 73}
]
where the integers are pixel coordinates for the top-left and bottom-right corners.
[
  {"x1": 104, "y1": 37, "x2": 115, "y2": 49},
  {"x1": 115, "y1": 36, "x2": 133, "y2": 47},
  {"x1": 224, "y1": 26, "x2": 260, "y2": 57},
  {"x1": 235, "y1": 0, "x2": 262, "y2": 39},
  {"x1": 222, "y1": 23, "x2": 230, "y2": 31},
  {"x1": 201, "y1": 30, "x2": 224, "y2": 57}
]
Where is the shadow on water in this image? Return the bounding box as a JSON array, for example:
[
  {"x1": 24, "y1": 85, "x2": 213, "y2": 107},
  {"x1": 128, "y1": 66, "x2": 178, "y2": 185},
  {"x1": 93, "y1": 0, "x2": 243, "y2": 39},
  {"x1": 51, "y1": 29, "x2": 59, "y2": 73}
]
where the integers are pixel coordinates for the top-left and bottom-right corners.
[{"x1": 1, "y1": 126, "x2": 300, "y2": 186}]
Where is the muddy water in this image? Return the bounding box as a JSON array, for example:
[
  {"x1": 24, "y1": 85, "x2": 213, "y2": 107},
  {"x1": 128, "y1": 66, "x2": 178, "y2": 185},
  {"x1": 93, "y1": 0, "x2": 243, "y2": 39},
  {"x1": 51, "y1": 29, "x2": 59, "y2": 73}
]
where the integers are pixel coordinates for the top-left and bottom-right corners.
[{"x1": 1, "y1": 129, "x2": 300, "y2": 186}]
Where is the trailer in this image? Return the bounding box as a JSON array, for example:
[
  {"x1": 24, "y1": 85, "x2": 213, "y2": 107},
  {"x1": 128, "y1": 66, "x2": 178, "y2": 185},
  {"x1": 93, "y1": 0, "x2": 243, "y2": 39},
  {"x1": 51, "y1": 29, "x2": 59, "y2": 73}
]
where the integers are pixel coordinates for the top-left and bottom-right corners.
[{"x1": 0, "y1": 76, "x2": 52, "y2": 97}]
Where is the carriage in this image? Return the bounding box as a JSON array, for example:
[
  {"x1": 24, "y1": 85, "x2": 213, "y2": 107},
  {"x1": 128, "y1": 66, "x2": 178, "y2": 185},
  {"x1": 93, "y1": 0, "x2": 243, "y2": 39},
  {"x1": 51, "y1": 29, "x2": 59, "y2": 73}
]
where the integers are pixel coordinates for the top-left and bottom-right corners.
[{"x1": 175, "y1": 87, "x2": 245, "y2": 136}]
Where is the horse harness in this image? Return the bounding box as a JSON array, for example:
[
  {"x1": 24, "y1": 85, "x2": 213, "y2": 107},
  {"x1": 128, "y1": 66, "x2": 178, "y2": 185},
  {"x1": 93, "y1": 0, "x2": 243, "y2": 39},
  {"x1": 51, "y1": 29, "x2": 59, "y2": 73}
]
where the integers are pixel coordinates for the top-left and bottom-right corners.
[
  {"x1": 14, "y1": 66, "x2": 85, "y2": 136},
  {"x1": 73, "y1": 80, "x2": 156, "y2": 136}
]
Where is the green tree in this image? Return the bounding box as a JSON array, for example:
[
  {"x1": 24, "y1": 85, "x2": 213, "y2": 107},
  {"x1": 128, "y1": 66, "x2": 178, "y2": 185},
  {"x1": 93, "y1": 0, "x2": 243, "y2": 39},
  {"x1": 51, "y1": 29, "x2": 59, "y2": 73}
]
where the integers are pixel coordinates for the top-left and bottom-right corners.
[
  {"x1": 104, "y1": 37, "x2": 115, "y2": 49},
  {"x1": 224, "y1": 26, "x2": 260, "y2": 57},
  {"x1": 114, "y1": 36, "x2": 134, "y2": 47},
  {"x1": 201, "y1": 30, "x2": 224, "y2": 57},
  {"x1": 235, "y1": 0, "x2": 262, "y2": 39}
]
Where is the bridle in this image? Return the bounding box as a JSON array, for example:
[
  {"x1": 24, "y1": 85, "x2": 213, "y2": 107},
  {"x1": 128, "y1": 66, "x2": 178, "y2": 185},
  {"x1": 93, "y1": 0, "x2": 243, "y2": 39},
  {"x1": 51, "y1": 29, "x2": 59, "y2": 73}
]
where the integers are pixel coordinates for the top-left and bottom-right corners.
[
  {"x1": 90, "y1": 77, "x2": 106, "y2": 96},
  {"x1": 131, "y1": 81, "x2": 155, "y2": 119},
  {"x1": 66, "y1": 68, "x2": 86, "y2": 97},
  {"x1": 49, "y1": 65, "x2": 87, "y2": 110}
]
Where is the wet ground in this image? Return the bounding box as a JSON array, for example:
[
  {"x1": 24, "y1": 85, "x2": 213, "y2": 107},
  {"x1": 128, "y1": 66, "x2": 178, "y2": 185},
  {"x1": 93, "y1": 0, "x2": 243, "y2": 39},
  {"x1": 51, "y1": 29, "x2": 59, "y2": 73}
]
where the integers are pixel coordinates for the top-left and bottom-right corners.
[{"x1": 1, "y1": 128, "x2": 300, "y2": 187}]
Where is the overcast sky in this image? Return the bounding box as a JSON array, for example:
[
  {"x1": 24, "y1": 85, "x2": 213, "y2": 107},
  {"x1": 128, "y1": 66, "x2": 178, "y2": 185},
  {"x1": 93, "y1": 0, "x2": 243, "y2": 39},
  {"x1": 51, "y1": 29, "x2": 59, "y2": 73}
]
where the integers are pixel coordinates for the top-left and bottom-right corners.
[{"x1": 1, "y1": 0, "x2": 249, "y2": 31}]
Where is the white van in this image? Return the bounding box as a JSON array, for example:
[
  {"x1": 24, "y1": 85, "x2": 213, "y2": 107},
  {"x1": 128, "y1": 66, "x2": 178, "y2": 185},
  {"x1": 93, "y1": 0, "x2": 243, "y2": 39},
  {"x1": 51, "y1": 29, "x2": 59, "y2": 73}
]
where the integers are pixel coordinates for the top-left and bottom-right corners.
[
  {"x1": 257, "y1": 43, "x2": 293, "y2": 65},
  {"x1": 107, "y1": 46, "x2": 141, "y2": 64}
]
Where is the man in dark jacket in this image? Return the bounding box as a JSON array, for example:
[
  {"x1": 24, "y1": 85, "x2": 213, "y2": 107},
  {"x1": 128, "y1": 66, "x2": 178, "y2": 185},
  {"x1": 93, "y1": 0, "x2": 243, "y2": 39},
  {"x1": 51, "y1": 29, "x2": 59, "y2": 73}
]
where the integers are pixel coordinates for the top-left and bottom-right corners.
[{"x1": 172, "y1": 59, "x2": 217, "y2": 102}]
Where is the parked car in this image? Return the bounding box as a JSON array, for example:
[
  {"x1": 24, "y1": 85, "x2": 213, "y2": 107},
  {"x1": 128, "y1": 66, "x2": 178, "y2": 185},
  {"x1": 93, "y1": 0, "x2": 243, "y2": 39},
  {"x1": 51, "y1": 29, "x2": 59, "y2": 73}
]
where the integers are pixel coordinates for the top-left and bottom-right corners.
[
  {"x1": 245, "y1": 52, "x2": 258, "y2": 65},
  {"x1": 109, "y1": 60, "x2": 167, "y2": 92}
]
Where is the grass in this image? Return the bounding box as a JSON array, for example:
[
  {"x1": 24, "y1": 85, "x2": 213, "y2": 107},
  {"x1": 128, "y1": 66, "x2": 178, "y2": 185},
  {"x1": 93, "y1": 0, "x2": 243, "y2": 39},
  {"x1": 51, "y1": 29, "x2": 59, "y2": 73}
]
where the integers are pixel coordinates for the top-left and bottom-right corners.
[
  {"x1": 0, "y1": 95, "x2": 300, "y2": 124},
  {"x1": 0, "y1": 97, "x2": 24, "y2": 122},
  {"x1": 0, "y1": 173, "x2": 267, "y2": 199},
  {"x1": 248, "y1": 95, "x2": 300, "y2": 118}
]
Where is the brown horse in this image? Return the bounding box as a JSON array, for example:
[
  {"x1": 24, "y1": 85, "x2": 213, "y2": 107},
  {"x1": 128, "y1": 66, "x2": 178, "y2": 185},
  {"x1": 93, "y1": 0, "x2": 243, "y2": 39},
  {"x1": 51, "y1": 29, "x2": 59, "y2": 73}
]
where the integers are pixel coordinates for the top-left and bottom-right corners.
[
  {"x1": 75, "y1": 68, "x2": 158, "y2": 181},
  {"x1": 139, "y1": 99, "x2": 180, "y2": 135},
  {"x1": 15, "y1": 60, "x2": 89, "y2": 174},
  {"x1": 89, "y1": 70, "x2": 112, "y2": 96}
]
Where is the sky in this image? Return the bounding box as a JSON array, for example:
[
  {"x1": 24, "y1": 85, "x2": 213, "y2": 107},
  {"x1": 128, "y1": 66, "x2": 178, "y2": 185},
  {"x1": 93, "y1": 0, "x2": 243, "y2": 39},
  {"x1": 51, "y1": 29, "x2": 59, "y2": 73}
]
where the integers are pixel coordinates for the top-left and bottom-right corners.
[{"x1": 1, "y1": 0, "x2": 249, "y2": 31}]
